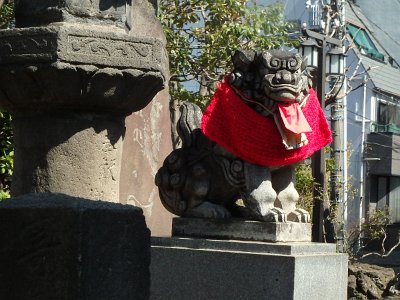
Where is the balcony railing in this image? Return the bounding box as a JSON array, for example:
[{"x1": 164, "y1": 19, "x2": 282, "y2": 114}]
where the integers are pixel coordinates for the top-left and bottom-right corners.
[{"x1": 371, "y1": 123, "x2": 400, "y2": 135}]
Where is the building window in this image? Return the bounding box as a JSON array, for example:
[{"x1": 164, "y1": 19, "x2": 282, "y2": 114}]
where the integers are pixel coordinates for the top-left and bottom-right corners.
[
  {"x1": 374, "y1": 176, "x2": 400, "y2": 223},
  {"x1": 389, "y1": 177, "x2": 400, "y2": 223},
  {"x1": 376, "y1": 176, "x2": 388, "y2": 209},
  {"x1": 347, "y1": 23, "x2": 385, "y2": 61},
  {"x1": 308, "y1": 4, "x2": 321, "y2": 27},
  {"x1": 354, "y1": 101, "x2": 362, "y2": 122},
  {"x1": 371, "y1": 100, "x2": 400, "y2": 134},
  {"x1": 378, "y1": 101, "x2": 400, "y2": 126}
]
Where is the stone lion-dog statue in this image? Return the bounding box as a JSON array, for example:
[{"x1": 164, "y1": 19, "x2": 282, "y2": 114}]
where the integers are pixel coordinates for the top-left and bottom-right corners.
[{"x1": 155, "y1": 49, "x2": 331, "y2": 222}]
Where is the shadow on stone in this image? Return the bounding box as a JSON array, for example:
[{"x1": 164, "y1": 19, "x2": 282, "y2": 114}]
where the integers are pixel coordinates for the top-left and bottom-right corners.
[{"x1": 0, "y1": 193, "x2": 150, "y2": 300}]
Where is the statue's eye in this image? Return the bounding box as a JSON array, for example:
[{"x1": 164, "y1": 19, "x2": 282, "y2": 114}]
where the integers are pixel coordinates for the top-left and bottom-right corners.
[
  {"x1": 261, "y1": 52, "x2": 281, "y2": 71},
  {"x1": 287, "y1": 57, "x2": 300, "y2": 71},
  {"x1": 267, "y1": 57, "x2": 281, "y2": 70}
]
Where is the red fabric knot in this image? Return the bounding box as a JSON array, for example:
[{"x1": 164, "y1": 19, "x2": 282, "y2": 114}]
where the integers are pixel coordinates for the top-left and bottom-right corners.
[
  {"x1": 200, "y1": 80, "x2": 332, "y2": 167},
  {"x1": 277, "y1": 102, "x2": 312, "y2": 134}
]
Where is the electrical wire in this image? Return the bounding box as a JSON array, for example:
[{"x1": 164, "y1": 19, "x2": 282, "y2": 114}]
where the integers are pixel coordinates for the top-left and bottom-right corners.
[
  {"x1": 357, "y1": 5, "x2": 400, "y2": 51},
  {"x1": 347, "y1": 1, "x2": 399, "y2": 66}
]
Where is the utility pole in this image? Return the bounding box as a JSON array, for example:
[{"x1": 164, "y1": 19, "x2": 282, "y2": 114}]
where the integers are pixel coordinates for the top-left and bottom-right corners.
[
  {"x1": 303, "y1": 0, "x2": 346, "y2": 243},
  {"x1": 301, "y1": 27, "x2": 342, "y2": 242},
  {"x1": 328, "y1": 0, "x2": 347, "y2": 251},
  {"x1": 330, "y1": 79, "x2": 345, "y2": 248}
]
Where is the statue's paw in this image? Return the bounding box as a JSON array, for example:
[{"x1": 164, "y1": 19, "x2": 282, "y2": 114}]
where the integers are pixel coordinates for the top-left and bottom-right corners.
[
  {"x1": 261, "y1": 207, "x2": 287, "y2": 223},
  {"x1": 184, "y1": 201, "x2": 232, "y2": 219},
  {"x1": 287, "y1": 208, "x2": 310, "y2": 223}
]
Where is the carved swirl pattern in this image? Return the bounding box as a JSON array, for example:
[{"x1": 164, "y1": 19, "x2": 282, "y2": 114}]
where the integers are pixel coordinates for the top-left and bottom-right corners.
[
  {"x1": 0, "y1": 35, "x2": 56, "y2": 56},
  {"x1": 69, "y1": 35, "x2": 153, "y2": 61}
]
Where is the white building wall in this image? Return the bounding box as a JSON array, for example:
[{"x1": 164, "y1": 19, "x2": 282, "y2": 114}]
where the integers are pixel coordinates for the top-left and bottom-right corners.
[{"x1": 345, "y1": 48, "x2": 380, "y2": 229}]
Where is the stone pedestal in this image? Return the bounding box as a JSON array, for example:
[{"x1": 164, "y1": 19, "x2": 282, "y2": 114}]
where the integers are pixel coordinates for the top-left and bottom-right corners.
[
  {"x1": 151, "y1": 237, "x2": 348, "y2": 300},
  {"x1": 0, "y1": 193, "x2": 150, "y2": 299},
  {"x1": 172, "y1": 217, "x2": 311, "y2": 242}
]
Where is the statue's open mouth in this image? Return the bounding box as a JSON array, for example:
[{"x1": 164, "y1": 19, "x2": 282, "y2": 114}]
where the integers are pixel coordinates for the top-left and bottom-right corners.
[
  {"x1": 263, "y1": 84, "x2": 302, "y2": 102},
  {"x1": 267, "y1": 84, "x2": 301, "y2": 93},
  {"x1": 264, "y1": 76, "x2": 302, "y2": 92}
]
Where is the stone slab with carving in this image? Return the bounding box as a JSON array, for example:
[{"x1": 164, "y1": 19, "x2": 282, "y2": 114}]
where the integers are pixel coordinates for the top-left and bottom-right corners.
[
  {"x1": 119, "y1": 89, "x2": 174, "y2": 236},
  {"x1": 156, "y1": 49, "x2": 332, "y2": 228},
  {"x1": 0, "y1": 23, "x2": 166, "y2": 114}
]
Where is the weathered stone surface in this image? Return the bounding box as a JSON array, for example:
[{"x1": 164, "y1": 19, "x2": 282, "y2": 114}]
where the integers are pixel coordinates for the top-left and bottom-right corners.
[
  {"x1": 11, "y1": 113, "x2": 124, "y2": 201},
  {"x1": 152, "y1": 236, "x2": 335, "y2": 255},
  {"x1": 348, "y1": 262, "x2": 400, "y2": 299},
  {"x1": 0, "y1": 0, "x2": 169, "y2": 203},
  {"x1": 172, "y1": 217, "x2": 311, "y2": 242},
  {"x1": 0, "y1": 0, "x2": 168, "y2": 115},
  {"x1": 0, "y1": 24, "x2": 167, "y2": 114},
  {"x1": 14, "y1": 0, "x2": 158, "y2": 28},
  {"x1": 0, "y1": 193, "x2": 150, "y2": 300},
  {"x1": 151, "y1": 237, "x2": 348, "y2": 299},
  {"x1": 0, "y1": 25, "x2": 166, "y2": 69},
  {"x1": 120, "y1": 88, "x2": 174, "y2": 236}
]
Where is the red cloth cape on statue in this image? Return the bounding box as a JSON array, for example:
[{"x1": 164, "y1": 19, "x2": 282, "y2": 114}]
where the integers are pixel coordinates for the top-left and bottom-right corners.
[{"x1": 201, "y1": 80, "x2": 332, "y2": 167}]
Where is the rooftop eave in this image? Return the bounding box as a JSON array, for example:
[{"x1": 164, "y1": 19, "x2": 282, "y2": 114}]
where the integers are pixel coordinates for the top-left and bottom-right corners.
[{"x1": 373, "y1": 87, "x2": 400, "y2": 100}]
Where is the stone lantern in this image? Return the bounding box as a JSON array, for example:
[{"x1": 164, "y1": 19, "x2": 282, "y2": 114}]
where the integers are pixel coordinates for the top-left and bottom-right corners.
[
  {"x1": 0, "y1": 0, "x2": 168, "y2": 202},
  {"x1": 0, "y1": 1, "x2": 168, "y2": 298}
]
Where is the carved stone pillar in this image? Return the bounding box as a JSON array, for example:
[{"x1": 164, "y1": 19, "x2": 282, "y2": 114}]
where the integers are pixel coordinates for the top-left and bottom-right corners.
[{"x1": 0, "y1": 0, "x2": 167, "y2": 201}]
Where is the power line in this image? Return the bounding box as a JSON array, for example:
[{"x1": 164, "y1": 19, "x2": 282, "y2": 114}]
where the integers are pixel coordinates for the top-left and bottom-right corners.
[
  {"x1": 347, "y1": 1, "x2": 400, "y2": 66},
  {"x1": 363, "y1": 18, "x2": 400, "y2": 50}
]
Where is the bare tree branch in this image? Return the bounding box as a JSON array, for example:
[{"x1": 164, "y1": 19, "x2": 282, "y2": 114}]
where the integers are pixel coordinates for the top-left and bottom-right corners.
[{"x1": 359, "y1": 233, "x2": 400, "y2": 259}]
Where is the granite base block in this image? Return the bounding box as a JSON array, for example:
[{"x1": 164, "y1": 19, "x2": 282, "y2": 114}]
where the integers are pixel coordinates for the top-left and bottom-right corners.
[
  {"x1": 0, "y1": 193, "x2": 150, "y2": 300},
  {"x1": 172, "y1": 217, "x2": 312, "y2": 242},
  {"x1": 151, "y1": 237, "x2": 348, "y2": 300}
]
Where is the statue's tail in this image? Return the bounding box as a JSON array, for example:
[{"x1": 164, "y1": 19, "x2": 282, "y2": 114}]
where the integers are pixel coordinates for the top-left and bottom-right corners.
[
  {"x1": 177, "y1": 102, "x2": 203, "y2": 148},
  {"x1": 155, "y1": 102, "x2": 204, "y2": 215}
]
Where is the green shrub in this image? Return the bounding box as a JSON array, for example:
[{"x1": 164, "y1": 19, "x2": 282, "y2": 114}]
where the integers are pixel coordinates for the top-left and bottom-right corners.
[
  {"x1": 0, "y1": 1, "x2": 14, "y2": 200},
  {"x1": 0, "y1": 0, "x2": 14, "y2": 29},
  {"x1": 295, "y1": 162, "x2": 314, "y2": 215},
  {"x1": 0, "y1": 111, "x2": 13, "y2": 200}
]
